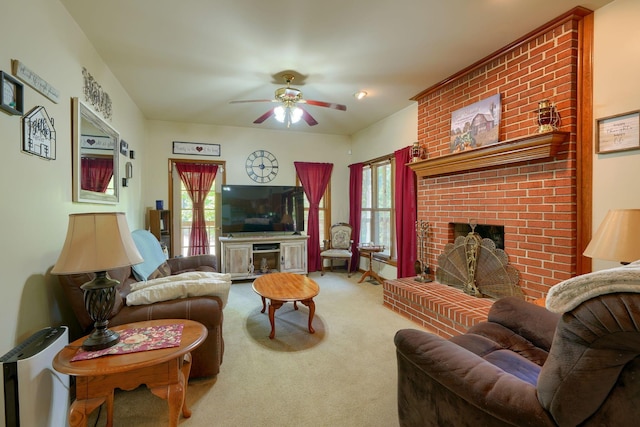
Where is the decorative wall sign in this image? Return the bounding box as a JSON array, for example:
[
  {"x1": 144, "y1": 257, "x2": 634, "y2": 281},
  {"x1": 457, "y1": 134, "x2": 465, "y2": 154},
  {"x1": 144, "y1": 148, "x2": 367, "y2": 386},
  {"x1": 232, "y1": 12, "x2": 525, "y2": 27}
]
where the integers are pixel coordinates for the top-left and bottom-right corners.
[
  {"x1": 0, "y1": 71, "x2": 24, "y2": 115},
  {"x1": 81, "y1": 134, "x2": 114, "y2": 150},
  {"x1": 172, "y1": 141, "x2": 221, "y2": 156},
  {"x1": 450, "y1": 94, "x2": 501, "y2": 153},
  {"x1": 120, "y1": 139, "x2": 129, "y2": 156},
  {"x1": 82, "y1": 67, "x2": 112, "y2": 120},
  {"x1": 11, "y1": 60, "x2": 60, "y2": 103},
  {"x1": 22, "y1": 106, "x2": 56, "y2": 160},
  {"x1": 596, "y1": 110, "x2": 640, "y2": 154}
]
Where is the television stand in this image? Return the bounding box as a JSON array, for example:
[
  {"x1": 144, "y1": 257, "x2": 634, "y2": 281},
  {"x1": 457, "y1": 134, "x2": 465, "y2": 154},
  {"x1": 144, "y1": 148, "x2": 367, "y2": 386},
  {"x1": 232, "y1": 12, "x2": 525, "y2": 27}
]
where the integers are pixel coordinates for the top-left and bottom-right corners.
[{"x1": 219, "y1": 235, "x2": 309, "y2": 280}]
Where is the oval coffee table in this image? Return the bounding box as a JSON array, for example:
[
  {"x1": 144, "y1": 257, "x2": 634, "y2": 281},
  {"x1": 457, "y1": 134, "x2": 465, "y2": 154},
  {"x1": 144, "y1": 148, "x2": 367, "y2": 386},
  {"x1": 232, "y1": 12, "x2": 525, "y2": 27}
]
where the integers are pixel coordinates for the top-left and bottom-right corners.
[{"x1": 252, "y1": 272, "x2": 320, "y2": 339}]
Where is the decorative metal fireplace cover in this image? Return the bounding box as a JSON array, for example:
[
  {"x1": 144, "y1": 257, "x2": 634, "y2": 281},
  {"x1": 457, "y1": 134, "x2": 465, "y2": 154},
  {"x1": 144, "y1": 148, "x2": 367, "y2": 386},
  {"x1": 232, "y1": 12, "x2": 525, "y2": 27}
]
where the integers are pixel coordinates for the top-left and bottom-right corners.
[{"x1": 436, "y1": 231, "x2": 523, "y2": 299}]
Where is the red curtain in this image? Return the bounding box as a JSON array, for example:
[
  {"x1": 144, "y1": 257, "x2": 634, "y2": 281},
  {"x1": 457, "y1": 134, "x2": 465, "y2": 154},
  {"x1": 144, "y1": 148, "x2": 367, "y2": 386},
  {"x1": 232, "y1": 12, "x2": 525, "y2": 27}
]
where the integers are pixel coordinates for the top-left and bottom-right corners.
[
  {"x1": 175, "y1": 163, "x2": 218, "y2": 256},
  {"x1": 394, "y1": 146, "x2": 417, "y2": 278},
  {"x1": 348, "y1": 163, "x2": 364, "y2": 272},
  {"x1": 294, "y1": 161, "x2": 333, "y2": 272},
  {"x1": 81, "y1": 157, "x2": 113, "y2": 192}
]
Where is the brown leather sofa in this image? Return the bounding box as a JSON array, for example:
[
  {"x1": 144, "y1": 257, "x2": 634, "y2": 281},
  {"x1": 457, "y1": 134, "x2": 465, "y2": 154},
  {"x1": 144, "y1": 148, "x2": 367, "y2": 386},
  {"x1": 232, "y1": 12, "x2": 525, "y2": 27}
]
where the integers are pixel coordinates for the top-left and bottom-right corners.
[
  {"x1": 395, "y1": 293, "x2": 640, "y2": 426},
  {"x1": 58, "y1": 254, "x2": 224, "y2": 379}
]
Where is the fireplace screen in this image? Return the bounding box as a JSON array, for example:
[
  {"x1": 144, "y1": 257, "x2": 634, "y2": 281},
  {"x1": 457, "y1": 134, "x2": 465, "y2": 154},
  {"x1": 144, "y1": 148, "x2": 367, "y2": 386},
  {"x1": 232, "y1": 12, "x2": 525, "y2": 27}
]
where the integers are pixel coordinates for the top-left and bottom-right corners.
[{"x1": 436, "y1": 229, "x2": 523, "y2": 299}]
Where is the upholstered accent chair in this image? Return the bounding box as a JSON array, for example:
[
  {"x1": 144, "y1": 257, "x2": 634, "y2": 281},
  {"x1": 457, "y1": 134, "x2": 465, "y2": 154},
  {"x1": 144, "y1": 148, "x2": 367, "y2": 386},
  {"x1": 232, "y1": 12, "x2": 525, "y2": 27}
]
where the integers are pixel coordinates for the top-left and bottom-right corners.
[{"x1": 320, "y1": 223, "x2": 354, "y2": 277}]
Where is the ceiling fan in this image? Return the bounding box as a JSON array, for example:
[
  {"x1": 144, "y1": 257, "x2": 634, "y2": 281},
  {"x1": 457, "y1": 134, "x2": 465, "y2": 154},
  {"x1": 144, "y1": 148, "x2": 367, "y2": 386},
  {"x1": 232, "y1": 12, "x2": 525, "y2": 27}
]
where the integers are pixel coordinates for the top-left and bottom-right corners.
[{"x1": 230, "y1": 74, "x2": 347, "y2": 127}]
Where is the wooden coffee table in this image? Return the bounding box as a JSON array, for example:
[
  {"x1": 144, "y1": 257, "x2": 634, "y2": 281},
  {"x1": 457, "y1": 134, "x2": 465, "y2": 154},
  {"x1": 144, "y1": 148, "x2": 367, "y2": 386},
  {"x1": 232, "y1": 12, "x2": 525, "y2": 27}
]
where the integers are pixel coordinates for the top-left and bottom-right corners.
[
  {"x1": 252, "y1": 272, "x2": 320, "y2": 339},
  {"x1": 53, "y1": 319, "x2": 207, "y2": 427}
]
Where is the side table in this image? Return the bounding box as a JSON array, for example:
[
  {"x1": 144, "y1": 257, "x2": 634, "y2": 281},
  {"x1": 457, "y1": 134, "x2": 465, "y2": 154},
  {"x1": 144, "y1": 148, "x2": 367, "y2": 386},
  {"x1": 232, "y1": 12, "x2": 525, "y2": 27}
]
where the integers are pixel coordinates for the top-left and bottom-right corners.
[
  {"x1": 358, "y1": 245, "x2": 385, "y2": 284},
  {"x1": 53, "y1": 319, "x2": 207, "y2": 427}
]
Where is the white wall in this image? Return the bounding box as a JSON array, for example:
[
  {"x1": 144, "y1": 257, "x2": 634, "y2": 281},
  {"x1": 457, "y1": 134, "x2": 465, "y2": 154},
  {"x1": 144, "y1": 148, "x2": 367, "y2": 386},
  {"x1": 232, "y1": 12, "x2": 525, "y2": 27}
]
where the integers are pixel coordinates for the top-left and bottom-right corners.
[
  {"x1": 592, "y1": 0, "x2": 640, "y2": 271},
  {"x1": 0, "y1": 0, "x2": 147, "y2": 350},
  {"x1": 349, "y1": 104, "x2": 418, "y2": 279},
  {"x1": 143, "y1": 120, "x2": 351, "y2": 222}
]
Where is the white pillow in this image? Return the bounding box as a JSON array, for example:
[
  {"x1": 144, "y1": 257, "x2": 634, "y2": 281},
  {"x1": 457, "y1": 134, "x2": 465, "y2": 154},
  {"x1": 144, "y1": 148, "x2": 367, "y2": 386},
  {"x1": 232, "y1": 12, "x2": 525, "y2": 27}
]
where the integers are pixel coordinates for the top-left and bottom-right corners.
[{"x1": 127, "y1": 271, "x2": 231, "y2": 307}]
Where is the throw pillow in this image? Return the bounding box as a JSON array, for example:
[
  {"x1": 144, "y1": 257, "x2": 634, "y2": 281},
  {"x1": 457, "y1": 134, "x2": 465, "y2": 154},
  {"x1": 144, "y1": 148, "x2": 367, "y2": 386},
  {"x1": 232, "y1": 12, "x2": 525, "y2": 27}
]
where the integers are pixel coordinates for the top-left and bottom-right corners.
[{"x1": 147, "y1": 261, "x2": 172, "y2": 280}]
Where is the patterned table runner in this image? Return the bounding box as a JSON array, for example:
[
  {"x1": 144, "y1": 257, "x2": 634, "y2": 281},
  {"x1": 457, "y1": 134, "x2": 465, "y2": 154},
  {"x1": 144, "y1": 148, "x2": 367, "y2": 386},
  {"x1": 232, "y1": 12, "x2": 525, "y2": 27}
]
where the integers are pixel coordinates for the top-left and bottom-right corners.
[{"x1": 71, "y1": 323, "x2": 184, "y2": 361}]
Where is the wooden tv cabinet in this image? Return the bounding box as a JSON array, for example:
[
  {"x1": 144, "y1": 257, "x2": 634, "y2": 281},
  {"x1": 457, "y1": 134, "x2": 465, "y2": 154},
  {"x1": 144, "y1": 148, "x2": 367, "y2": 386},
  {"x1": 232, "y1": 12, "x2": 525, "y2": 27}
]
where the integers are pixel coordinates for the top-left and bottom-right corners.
[{"x1": 219, "y1": 235, "x2": 309, "y2": 280}]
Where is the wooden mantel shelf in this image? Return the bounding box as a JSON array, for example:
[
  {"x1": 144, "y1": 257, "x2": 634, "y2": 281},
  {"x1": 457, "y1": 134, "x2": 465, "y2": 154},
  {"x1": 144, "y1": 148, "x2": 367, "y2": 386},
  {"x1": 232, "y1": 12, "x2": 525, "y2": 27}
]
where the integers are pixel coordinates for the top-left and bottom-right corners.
[{"x1": 409, "y1": 131, "x2": 570, "y2": 178}]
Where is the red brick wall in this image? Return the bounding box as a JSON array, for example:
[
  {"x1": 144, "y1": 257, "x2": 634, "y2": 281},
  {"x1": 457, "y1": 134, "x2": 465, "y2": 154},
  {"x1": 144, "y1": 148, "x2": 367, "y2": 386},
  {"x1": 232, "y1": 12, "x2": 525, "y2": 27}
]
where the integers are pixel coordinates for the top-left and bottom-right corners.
[{"x1": 415, "y1": 19, "x2": 581, "y2": 300}]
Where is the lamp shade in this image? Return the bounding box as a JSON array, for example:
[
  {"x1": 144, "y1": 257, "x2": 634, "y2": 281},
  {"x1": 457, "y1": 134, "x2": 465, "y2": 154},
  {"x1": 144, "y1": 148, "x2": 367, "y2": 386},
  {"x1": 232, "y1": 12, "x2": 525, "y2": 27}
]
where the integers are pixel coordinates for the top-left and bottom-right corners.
[
  {"x1": 583, "y1": 209, "x2": 640, "y2": 263},
  {"x1": 51, "y1": 212, "x2": 143, "y2": 274}
]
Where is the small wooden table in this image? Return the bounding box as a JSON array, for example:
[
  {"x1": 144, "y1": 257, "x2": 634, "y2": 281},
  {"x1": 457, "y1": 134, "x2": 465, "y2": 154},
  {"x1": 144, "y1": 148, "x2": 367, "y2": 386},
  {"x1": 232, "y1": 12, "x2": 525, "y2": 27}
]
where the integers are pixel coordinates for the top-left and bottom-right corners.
[
  {"x1": 252, "y1": 272, "x2": 320, "y2": 339},
  {"x1": 53, "y1": 319, "x2": 207, "y2": 427},
  {"x1": 358, "y1": 245, "x2": 385, "y2": 284}
]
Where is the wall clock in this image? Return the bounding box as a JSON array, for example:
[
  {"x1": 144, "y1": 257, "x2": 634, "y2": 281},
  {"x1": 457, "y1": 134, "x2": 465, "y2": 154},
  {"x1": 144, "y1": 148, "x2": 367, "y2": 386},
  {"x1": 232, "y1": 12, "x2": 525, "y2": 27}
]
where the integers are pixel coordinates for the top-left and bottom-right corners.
[{"x1": 245, "y1": 150, "x2": 279, "y2": 183}]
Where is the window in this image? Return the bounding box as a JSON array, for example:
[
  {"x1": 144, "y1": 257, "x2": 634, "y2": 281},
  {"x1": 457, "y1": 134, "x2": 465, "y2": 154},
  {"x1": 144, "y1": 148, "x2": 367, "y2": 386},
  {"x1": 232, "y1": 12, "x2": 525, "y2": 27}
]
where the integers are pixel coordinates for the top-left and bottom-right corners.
[
  {"x1": 361, "y1": 158, "x2": 395, "y2": 258},
  {"x1": 179, "y1": 180, "x2": 217, "y2": 256},
  {"x1": 170, "y1": 159, "x2": 225, "y2": 258}
]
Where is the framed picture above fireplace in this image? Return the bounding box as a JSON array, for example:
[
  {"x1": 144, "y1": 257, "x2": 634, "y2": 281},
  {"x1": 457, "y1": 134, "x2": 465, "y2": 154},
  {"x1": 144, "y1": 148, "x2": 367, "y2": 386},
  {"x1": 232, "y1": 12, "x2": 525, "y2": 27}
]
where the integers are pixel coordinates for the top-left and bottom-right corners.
[{"x1": 450, "y1": 94, "x2": 501, "y2": 154}]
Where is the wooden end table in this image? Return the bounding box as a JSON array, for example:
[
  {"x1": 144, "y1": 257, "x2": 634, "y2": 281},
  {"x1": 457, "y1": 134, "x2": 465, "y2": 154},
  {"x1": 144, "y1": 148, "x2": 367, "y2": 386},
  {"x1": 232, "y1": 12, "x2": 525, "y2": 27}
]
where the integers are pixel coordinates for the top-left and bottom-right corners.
[
  {"x1": 252, "y1": 272, "x2": 320, "y2": 339},
  {"x1": 53, "y1": 319, "x2": 207, "y2": 427},
  {"x1": 358, "y1": 245, "x2": 385, "y2": 284}
]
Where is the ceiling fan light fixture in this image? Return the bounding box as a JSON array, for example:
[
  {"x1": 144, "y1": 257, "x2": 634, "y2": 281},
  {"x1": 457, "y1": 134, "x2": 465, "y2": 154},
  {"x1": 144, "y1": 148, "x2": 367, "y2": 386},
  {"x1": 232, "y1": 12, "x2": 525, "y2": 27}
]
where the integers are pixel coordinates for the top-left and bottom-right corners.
[
  {"x1": 274, "y1": 105, "x2": 286, "y2": 122},
  {"x1": 354, "y1": 90, "x2": 368, "y2": 100},
  {"x1": 291, "y1": 107, "x2": 303, "y2": 123},
  {"x1": 274, "y1": 105, "x2": 303, "y2": 127}
]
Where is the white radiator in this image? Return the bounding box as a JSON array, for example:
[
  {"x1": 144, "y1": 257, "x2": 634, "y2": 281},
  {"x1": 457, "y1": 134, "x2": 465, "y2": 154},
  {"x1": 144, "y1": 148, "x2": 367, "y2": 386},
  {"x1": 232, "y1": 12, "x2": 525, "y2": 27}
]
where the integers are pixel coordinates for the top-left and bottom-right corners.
[{"x1": 0, "y1": 327, "x2": 69, "y2": 427}]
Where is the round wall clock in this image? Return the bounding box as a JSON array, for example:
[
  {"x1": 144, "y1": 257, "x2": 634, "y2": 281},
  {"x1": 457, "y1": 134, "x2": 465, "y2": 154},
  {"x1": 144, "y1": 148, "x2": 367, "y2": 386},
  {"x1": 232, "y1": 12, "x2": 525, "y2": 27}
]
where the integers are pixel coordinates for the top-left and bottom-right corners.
[{"x1": 245, "y1": 149, "x2": 279, "y2": 183}]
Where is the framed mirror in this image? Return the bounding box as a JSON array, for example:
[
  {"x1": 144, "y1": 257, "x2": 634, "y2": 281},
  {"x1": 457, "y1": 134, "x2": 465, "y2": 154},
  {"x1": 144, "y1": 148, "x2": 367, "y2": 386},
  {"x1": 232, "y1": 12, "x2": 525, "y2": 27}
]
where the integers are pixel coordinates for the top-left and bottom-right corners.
[{"x1": 72, "y1": 97, "x2": 119, "y2": 204}]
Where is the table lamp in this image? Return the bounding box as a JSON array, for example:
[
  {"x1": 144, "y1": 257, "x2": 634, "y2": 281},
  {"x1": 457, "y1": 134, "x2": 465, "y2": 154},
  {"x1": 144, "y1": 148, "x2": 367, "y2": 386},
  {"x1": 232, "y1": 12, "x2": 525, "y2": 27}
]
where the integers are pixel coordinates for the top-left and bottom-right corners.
[
  {"x1": 51, "y1": 212, "x2": 143, "y2": 351},
  {"x1": 583, "y1": 209, "x2": 640, "y2": 264}
]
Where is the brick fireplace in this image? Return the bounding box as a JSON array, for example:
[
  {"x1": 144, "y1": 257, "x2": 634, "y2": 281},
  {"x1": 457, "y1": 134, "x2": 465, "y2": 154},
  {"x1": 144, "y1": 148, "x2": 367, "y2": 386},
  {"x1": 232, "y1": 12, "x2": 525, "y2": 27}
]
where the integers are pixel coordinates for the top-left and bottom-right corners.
[{"x1": 384, "y1": 8, "x2": 594, "y2": 337}]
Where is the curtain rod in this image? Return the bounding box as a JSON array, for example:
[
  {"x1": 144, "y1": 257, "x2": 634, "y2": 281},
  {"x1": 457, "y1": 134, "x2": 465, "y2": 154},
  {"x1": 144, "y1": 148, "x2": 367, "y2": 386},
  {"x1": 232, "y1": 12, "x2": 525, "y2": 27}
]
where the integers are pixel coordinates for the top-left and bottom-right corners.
[{"x1": 349, "y1": 153, "x2": 393, "y2": 167}]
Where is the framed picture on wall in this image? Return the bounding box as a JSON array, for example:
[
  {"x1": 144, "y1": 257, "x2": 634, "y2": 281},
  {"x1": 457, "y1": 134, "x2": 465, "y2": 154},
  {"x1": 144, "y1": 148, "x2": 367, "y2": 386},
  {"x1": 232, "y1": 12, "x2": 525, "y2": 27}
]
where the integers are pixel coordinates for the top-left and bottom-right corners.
[
  {"x1": 0, "y1": 71, "x2": 24, "y2": 116},
  {"x1": 596, "y1": 110, "x2": 640, "y2": 154}
]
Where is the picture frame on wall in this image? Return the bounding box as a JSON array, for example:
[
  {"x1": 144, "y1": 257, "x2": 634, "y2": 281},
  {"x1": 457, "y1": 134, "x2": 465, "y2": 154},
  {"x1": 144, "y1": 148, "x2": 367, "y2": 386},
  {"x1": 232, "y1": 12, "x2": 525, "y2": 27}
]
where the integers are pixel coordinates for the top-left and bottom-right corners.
[
  {"x1": 596, "y1": 110, "x2": 640, "y2": 154},
  {"x1": 449, "y1": 94, "x2": 501, "y2": 153},
  {"x1": 0, "y1": 71, "x2": 24, "y2": 116},
  {"x1": 120, "y1": 139, "x2": 129, "y2": 156}
]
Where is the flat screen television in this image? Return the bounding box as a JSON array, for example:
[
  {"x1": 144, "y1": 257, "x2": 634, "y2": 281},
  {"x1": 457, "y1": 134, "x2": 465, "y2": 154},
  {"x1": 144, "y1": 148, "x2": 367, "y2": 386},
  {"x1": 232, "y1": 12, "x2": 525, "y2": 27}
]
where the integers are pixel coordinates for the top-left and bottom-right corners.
[{"x1": 221, "y1": 185, "x2": 305, "y2": 234}]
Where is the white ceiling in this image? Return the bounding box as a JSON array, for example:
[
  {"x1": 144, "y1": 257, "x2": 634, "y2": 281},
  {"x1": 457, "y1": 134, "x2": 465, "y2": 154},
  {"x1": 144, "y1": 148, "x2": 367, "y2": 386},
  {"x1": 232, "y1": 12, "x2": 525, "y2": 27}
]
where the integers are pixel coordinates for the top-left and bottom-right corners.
[{"x1": 59, "y1": 0, "x2": 612, "y2": 136}]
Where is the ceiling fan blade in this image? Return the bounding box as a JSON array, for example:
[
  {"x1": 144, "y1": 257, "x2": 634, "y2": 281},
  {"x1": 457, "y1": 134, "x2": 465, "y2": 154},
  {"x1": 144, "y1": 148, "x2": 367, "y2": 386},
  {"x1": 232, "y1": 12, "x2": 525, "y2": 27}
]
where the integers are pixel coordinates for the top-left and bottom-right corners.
[
  {"x1": 300, "y1": 108, "x2": 318, "y2": 126},
  {"x1": 229, "y1": 99, "x2": 275, "y2": 104},
  {"x1": 253, "y1": 108, "x2": 275, "y2": 124},
  {"x1": 302, "y1": 99, "x2": 347, "y2": 111}
]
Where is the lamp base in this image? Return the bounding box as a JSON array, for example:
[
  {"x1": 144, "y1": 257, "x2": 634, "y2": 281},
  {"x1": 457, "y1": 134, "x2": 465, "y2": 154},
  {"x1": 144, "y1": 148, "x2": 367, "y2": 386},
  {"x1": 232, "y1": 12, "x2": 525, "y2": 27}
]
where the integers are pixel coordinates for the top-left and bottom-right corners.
[
  {"x1": 82, "y1": 328, "x2": 120, "y2": 351},
  {"x1": 80, "y1": 271, "x2": 121, "y2": 351}
]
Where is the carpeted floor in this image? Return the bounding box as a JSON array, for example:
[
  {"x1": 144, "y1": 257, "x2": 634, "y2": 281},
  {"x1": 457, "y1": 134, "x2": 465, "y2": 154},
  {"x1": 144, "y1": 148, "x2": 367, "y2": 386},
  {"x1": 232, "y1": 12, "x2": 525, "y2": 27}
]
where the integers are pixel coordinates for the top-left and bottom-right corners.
[{"x1": 86, "y1": 271, "x2": 428, "y2": 426}]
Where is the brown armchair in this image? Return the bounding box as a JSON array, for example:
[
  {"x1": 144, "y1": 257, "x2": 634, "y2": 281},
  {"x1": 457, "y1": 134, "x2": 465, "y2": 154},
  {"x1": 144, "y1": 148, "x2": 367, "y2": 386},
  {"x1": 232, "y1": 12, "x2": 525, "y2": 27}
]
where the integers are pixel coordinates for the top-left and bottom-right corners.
[
  {"x1": 58, "y1": 254, "x2": 225, "y2": 379},
  {"x1": 395, "y1": 291, "x2": 640, "y2": 426}
]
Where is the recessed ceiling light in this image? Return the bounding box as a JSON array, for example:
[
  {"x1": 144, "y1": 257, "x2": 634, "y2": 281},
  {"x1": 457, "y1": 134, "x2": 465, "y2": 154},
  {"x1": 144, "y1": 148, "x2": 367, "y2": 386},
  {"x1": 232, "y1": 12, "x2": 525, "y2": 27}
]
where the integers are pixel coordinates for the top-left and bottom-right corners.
[{"x1": 353, "y1": 91, "x2": 368, "y2": 100}]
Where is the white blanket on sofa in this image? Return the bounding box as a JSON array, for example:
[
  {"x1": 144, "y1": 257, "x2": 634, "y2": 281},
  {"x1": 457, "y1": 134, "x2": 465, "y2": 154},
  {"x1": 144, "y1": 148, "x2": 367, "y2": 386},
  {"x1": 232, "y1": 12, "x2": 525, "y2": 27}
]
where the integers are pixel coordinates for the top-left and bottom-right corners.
[
  {"x1": 545, "y1": 260, "x2": 640, "y2": 313},
  {"x1": 126, "y1": 271, "x2": 232, "y2": 307}
]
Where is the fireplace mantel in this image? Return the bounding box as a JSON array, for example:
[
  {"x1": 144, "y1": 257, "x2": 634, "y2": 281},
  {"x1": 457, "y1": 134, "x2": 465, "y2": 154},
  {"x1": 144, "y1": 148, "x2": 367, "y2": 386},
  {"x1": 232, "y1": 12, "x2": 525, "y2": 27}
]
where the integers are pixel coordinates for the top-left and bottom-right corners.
[{"x1": 409, "y1": 131, "x2": 570, "y2": 178}]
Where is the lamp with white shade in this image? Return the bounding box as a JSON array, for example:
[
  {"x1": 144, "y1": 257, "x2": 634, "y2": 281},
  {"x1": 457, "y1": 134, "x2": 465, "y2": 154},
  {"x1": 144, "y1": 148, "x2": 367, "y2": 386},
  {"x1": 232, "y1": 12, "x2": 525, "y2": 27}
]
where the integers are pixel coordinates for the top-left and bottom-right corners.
[
  {"x1": 51, "y1": 212, "x2": 143, "y2": 351},
  {"x1": 583, "y1": 209, "x2": 640, "y2": 264}
]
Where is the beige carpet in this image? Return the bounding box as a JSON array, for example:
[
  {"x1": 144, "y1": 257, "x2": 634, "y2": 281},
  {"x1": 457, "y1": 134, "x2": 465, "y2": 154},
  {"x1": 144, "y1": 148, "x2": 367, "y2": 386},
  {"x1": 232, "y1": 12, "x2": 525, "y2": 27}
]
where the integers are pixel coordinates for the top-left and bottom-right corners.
[{"x1": 87, "y1": 272, "x2": 428, "y2": 426}]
